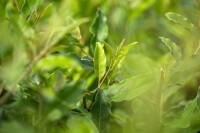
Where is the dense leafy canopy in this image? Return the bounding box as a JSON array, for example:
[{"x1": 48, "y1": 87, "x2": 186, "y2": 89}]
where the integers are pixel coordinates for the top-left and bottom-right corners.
[{"x1": 0, "y1": 0, "x2": 200, "y2": 133}]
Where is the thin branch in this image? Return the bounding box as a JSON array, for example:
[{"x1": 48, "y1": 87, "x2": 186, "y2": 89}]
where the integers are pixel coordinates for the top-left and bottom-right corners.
[
  {"x1": 21, "y1": 0, "x2": 26, "y2": 11},
  {"x1": 14, "y1": 0, "x2": 20, "y2": 12},
  {"x1": 87, "y1": 55, "x2": 113, "y2": 111},
  {"x1": 0, "y1": 82, "x2": 5, "y2": 96},
  {"x1": 98, "y1": 62, "x2": 112, "y2": 88},
  {"x1": 83, "y1": 94, "x2": 87, "y2": 109},
  {"x1": 37, "y1": 94, "x2": 43, "y2": 128},
  {"x1": 35, "y1": 3, "x2": 52, "y2": 24},
  {"x1": 87, "y1": 89, "x2": 98, "y2": 112},
  {"x1": 87, "y1": 39, "x2": 126, "y2": 111}
]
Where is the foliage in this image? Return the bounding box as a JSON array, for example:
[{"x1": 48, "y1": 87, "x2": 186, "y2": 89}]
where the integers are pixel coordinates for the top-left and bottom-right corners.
[{"x1": 0, "y1": 0, "x2": 200, "y2": 133}]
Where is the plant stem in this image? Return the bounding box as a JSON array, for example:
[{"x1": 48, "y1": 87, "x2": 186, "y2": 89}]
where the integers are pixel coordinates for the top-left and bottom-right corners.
[
  {"x1": 98, "y1": 58, "x2": 114, "y2": 88},
  {"x1": 83, "y1": 95, "x2": 87, "y2": 109},
  {"x1": 37, "y1": 94, "x2": 43, "y2": 129},
  {"x1": 14, "y1": 0, "x2": 20, "y2": 12},
  {"x1": 156, "y1": 67, "x2": 165, "y2": 127},
  {"x1": 88, "y1": 62, "x2": 113, "y2": 111},
  {"x1": 87, "y1": 89, "x2": 98, "y2": 112},
  {"x1": 0, "y1": 83, "x2": 4, "y2": 96},
  {"x1": 35, "y1": 3, "x2": 52, "y2": 24},
  {"x1": 87, "y1": 40, "x2": 125, "y2": 111}
]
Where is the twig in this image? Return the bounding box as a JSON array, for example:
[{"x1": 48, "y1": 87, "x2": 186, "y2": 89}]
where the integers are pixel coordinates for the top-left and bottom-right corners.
[
  {"x1": 98, "y1": 62, "x2": 112, "y2": 88},
  {"x1": 87, "y1": 39, "x2": 126, "y2": 111},
  {"x1": 35, "y1": 3, "x2": 52, "y2": 24},
  {"x1": 87, "y1": 89, "x2": 98, "y2": 112},
  {"x1": 83, "y1": 95, "x2": 87, "y2": 109},
  {"x1": 37, "y1": 94, "x2": 43, "y2": 128},
  {"x1": 21, "y1": 0, "x2": 26, "y2": 11},
  {"x1": 87, "y1": 56, "x2": 113, "y2": 111},
  {"x1": 14, "y1": 0, "x2": 20, "y2": 12},
  {"x1": 0, "y1": 82, "x2": 5, "y2": 96}
]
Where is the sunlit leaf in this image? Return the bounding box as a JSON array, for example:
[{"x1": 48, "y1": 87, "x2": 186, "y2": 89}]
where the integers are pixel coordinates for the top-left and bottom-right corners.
[
  {"x1": 111, "y1": 42, "x2": 137, "y2": 70},
  {"x1": 102, "y1": 41, "x2": 114, "y2": 57},
  {"x1": 34, "y1": 55, "x2": 77, "y2": 71},
  {"x1": 66, "y1": 115, "x2": 98, "y2": 133},
  {"x1": 93, "y1": 42, "x2": 106, "y2": 81}
]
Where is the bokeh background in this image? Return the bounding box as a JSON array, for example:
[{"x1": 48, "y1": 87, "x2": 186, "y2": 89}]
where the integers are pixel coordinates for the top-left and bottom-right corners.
[{"x1": 0, "y1": 0, "x2": 200, "y2": 133}]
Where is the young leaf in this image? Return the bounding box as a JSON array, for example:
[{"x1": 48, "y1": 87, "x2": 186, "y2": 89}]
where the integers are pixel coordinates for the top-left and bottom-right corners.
[
  {"x1": 111, "y1": 42, "x2": 137, "y2": 70},
  {"x1": 160, "y1": 37, "x2": 182, "y2": 62},
  {"x1": 66, "y1": 17, "x2": 82, "y2": 41},
  {"x1": 91, "y1": 89, "x2": 111, "y2": 133},
  {"x1": 90, "y1": 9, "x2": 108, "y2": 53},
  {"x1": 102, "y1": 41, "x2": 114, "y2": 57},
  {"x1": 93, "y1": 42, "x2": 106, "y2": 81},
  {"x1": 165, "y1": 12, "x2": 195, "y2": 31}
]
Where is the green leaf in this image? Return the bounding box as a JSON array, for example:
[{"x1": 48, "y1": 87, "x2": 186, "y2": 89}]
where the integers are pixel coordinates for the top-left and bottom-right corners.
[
  {"x1": 102, "y1": 41, "x2": 114, "y2": 57},
  {"x1": 80, "y1": 56, "x2": 94, "y2": 69},
  {"x1": 44, "y1": 80, "x2": 86, "y2": 121},
  {"x1": 160, "y1": 37, "x2": 182, "y2": 62},
  {"x1": 50, "y1": 17, "x2": 89, "y2": 46},
  {"x1": 182, "y1": 99, "x2": 197, "y2": 120},
  {"x1": 165, "y1": 54, "x2": 200, "y2": 99},
  {"x1": 165, "y1": 12, "x2": 195, "y2": 31},
  {"x1": 0, "y1": 121, "x2": 35, "y2": 133},
  {"x1": 169, "y1": 99, "x2": 197, "y2": 128},
  {"x1": 57, "y1": 80, "x2": 86, "y2": 106},
  {"x1": 111, "y1": 42, "x2": 137, "y2": 70},
  {"x1": 90, "y1": 9, "x2": 108, "y2": 54},
  {"x1": 66, "y1": 115, "x2": 98, "y2": 133},
  {"x1": 106, "y1": 73, "x2": 158, "y2": 102},
  {"x1": 66, "y1": 17, "x2": 82, "y2": 41},
  {"x1": 34, "y1": 55, "x2": 76, "y2": 71},
  {"x1": 91, "y1": 89, "x2": 111, "y2": 133},
  {"x1": 93, "y1": 42, "x2": 107, "y2": 81}
]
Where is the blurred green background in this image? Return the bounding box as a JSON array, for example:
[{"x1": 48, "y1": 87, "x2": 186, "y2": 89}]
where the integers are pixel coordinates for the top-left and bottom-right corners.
[{"x1": 0, "y1": 0, "x2": 200, "y2": 133}]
